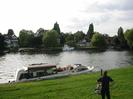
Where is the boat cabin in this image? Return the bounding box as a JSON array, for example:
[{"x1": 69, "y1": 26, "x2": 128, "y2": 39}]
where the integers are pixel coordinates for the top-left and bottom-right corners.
[{"x1": 16, "y1": 63, "x2": 57, "y2": 81}]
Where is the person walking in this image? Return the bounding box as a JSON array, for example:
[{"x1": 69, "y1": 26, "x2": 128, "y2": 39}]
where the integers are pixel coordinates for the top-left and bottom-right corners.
[{"x1": 97, "y1": 71, "x2": 113, "y2": 99}]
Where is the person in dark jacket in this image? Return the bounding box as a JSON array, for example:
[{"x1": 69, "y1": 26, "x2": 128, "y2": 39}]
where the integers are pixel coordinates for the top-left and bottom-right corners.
[{"x1": 97, "y1": 71, "x2": 113, "y2": 99}]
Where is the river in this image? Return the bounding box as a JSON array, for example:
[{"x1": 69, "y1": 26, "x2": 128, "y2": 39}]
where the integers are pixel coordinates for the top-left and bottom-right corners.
[{"x1": 0, "y1": 50, "x2": 133, "y2": 83}]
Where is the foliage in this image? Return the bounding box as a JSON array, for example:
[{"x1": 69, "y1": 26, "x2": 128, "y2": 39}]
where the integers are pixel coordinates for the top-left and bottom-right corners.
[
  {"x1": 117, "y1": 27, "x2": 127, "y2": 48},
  {"x1": 0, "y1": 33, "x2": 5, "y2": 51},
  {"x1": 124, "y1": 29, "x2": 133, "y2": 49},
  {"x1": 87, "y1": 23, "x2": 94, "y2": 41},
  {"x1": 32, "y1": 28, "x2": 48, "y2": 48},
  {"x1": 7, "y1": 29, "x2": 14, "y2": 36},
  {"x1": 42, "y1": 30, "x2": 60, "y2": 48},
  {"x1": 91, "y1": 33, "x2": 107, "y2": 48},
  {"x1": 74, "y1": 31, "x2": 85, "y2": 43},
  {"x1": 53, "y1": 22, "x2": 60, "y2": 34},
  {"x1": 63, "y1": 33, "x2": 75, "y2": 47},
  {"x1": 0, "y1": 67, "x2": 133, "y2": 99},
  {"x1": 66, "y1": 40, "x2": 76, "y2": 47},
  {"x1": 112, "y1": 36, "x2": 120, "y2": 47},
  {"x1": 19, "y1": 30, "x2": 34, "y2": 47},
  {"x1": 60, "y1": 33, "x2": 65, "y2": 46},
  {"x1": 64, "y1": 33, "x2": 74, "y2": 43},
  {"x1": 32, "y1": 36, "x2": 43, "y2": 48}
]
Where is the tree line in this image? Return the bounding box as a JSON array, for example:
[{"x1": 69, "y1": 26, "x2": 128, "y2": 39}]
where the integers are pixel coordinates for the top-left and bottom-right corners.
[{"x1": 0, "y1": 22, "x2": 133, "y2": 52}]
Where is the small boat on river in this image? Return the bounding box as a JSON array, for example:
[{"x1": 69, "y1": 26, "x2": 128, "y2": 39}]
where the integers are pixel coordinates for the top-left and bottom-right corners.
[
  {"x1": 62, "y1": 45, "x2": 74, "y2": 51},
  {"x1": 15, "y1": 63, "x2": 94, "y2": 82}
]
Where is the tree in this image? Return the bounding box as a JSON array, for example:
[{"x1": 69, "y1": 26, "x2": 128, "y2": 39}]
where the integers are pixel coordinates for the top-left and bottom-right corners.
[
  {"x1": 33, "y1": 28, "x2": 48, "y2": 48},
  {"x1": 8, "y1": 29, "x2": 14, "y2": 36},
  {"x1": 91, "y1": 33, "x2": 107, "y2": 48},
  {"x1": 64, "y1": 33, "x2": 74, "y2": 42},
  {"x1": 60, "y1": 32, "x2": 65, "y2": 46},
  {"x1": 42, "y1": 30, "x2": 60, "y2": 48},
  {"x1": 0, "y1": 33, "x2": 5, "y2": 51},
  {"x1": 87, "y1": 23, "x2": 94, "y2": 41},
  {"x1": 53, "y1": 22, "x2": 60, "y2": 34},
  {"x1": 74, "y1": 31, "x2": 85, "y2": 43},
  {"x1": 19, "y1": 30, "x2": 34, "y2": 47},
  {"x1": 32, "y1": 36, "x2": 42, "y2": 48},
  {"x1": 117, "y1": 27, "x2": 127, "y2": 48},
  {"x1": 124, "y1": 29, "x2": 133, "y2": 49},
  {"x1": 63, "y1": 33, "x2": 75, "y2": 47},
  {"x1": 112, "y1": 36, "x2": 120, "y2": 47}
]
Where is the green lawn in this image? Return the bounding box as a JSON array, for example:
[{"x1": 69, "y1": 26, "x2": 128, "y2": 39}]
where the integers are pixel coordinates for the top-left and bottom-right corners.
[{"x1": 0, "y1": 66, "x2": 133, "y2": 99}]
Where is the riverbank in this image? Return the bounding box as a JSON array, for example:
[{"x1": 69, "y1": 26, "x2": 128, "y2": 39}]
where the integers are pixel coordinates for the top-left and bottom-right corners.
[{"x1": 0, "y1": 66, "x2": 133, "y2": 99}]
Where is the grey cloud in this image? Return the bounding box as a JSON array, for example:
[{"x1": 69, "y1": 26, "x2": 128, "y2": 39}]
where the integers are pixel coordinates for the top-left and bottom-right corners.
[
  {"x1": 66, "y1": 12, "x2": 112, "y2": 33},
  {"x1": 66, "y1": 0, "x2": 133, "y2": 34},
  {"x1": 80, "y1": 0, "x2": 133, "y2": 26},
  {"x1": 66, "y1": 18, "x2": 89, "y2": 32},
  {"x1": 98, "y1": 0, "x2": 133, "y2": 11},
  {"x1": 70, "y1": 12, "x2": 112, "y2": 25},
  {"x1": 83, "y1": 0, "x2": 133, "y2": 13},
  {"x1": 117, "y1": 11, "x2": 133, "y2": 21}
]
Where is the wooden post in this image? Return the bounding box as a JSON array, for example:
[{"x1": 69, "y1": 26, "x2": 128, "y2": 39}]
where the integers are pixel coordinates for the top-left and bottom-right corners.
[{"x1": 101, "y1": 69, "x2": 103, "y2": 76}]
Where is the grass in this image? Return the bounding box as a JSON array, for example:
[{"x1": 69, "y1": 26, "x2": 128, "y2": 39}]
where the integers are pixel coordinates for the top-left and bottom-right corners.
[{"x1": 0, "y1": 66, "x2": 133, "y2": 99}]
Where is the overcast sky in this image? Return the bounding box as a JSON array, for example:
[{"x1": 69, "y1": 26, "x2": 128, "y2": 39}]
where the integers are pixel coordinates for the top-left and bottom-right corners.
[{"x1": 0, "y1": 0, "x2": 132, "y2": 36}]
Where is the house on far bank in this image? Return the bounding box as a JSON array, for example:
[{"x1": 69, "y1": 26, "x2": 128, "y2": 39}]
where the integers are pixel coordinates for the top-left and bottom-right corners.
[
  {"x1": 4, "y1": 33, "x2": 19, "y2": 49},
  {"x1": 77, "y1": 39, "x2": 91, "y2": 47}
]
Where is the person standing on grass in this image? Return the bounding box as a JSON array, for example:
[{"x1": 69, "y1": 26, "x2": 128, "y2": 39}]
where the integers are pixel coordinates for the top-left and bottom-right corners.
[{"x1": 97, "y1": 71, "x2": 113, "y2": 99}]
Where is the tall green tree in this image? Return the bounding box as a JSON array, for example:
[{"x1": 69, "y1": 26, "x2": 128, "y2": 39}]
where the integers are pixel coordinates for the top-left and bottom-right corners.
[
  {"x1": 63, "y1": 33, "x2": 75, "y2": 47},
  {"x1": 0, "y1": 33, "x2": 5, "y2": 51},
  {"x1": 87, "y1": 23, "x2": 94, "y2": 41},
  {"x1": 64, "y1": 33, "x2": 74, "y2": 43},
  {"x1": 42, "y1": 30, "x2": 60, "y2": 48},
  {"x1": 19, "y1": 30, "x2": 34, "y2": 47},
  {"x1": 112, "y1": 36, "x2": 120, "y2": 47},
  {"x1": 91, "y1": 33, "x2": 107, "y2": 48},
  {"x1": 60, "y1": 32, "x2": 65, "y2": 46},
  {"x1": 32, "y1": 28, "x2": 47, "y2": 48},
  {"x1": 124, "y1": 29, "x2": 133, "y2": 49},
  {"x1": 32, "y1": 36, "x2": 42, "y2": 48},
  {"x1": 8, "y1": 29, "x2": 14, "y2": 36},
  {"x1": 53, "y1": 22, "x2": 60, "y2": 34},
  {"x1": 74, "y1": 31, "x2": 85, "y2": 43},
  {"x1": 117, "y1": 27, "x2": 127, "y2": 48}
]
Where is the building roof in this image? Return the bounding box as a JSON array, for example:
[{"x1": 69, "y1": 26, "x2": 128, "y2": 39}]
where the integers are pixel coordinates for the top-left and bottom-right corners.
[{"x1": 27, "y1": 63, "x2": 56, "y2": 70}]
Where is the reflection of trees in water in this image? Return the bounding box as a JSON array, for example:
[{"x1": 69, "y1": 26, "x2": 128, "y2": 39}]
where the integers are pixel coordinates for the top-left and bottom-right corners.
[
  {"x1": 87, "y1": 49, "x2": 106, "y2": 54},
  {"x1": 44, "y1": 51, "x2": 61, "y2": 55},
  {"x1": 0, "y1": 52, "x2": 5, "y2": 57},
  {"x1": 20, "y1": 51, "x2": 61, "y2": 56}
]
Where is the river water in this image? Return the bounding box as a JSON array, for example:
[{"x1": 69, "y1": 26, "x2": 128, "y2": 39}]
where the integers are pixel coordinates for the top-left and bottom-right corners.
[{"x1": 0, "y1": 50, "x2": 133, "y2": 83}]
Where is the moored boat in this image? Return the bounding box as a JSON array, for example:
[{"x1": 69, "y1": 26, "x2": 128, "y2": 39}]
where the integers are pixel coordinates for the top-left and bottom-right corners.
[{"x1": 15, "y1": 63, "x2": 94, "y2": 82}]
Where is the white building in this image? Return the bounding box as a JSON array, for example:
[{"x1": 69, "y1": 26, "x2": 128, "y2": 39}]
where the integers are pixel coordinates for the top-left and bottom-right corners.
[{"x1": 4, "y1": 34, "x2": 19, "y2": 48}]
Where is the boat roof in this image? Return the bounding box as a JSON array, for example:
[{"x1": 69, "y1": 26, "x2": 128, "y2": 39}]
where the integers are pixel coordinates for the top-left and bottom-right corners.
[{"x1": 27, "y1": 63, "x2": 56, "y2": 69}]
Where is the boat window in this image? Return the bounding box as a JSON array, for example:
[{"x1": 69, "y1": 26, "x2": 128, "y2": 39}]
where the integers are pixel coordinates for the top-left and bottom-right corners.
[
  {"x1": 46, "y1": 68, "x2": 56, "y2": 75},
  {"x1": 19, "y1": 73, "x2": 29, "y2": 80},
  {"x1": 37, "y1": 72, "x2": 44, "y2": 77},
  {"x1": 46, "y1": 69, "x2": 53, "y2": 74}
]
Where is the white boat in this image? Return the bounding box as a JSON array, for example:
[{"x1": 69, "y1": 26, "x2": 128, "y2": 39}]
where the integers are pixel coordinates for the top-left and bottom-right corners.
[
  {"x1": 63, "y1": 45, "x2": 74, "y2": 51},
  {"x1": 15, "y1": 63, "x2": 57, "y2": 82},
  {"x1": 71, "y1": 64, "x2": 94, "y2": 72},
  {"x1": 15, "y1": 63, "x2": 94, "y2": 82}
]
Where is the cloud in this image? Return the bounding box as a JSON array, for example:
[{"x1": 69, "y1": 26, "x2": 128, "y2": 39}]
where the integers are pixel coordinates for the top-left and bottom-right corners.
[
  {"x1": 0, "y1": 0, "x2": 132, "y2": 36},
  {"x1": 100, "y1": 0, "x2": 133, "y2": 11},
  {"x1": 65, "y1": 0, "x2": 133, "y2": 35},
  {"x1": 83, "y1": 0, "x2": 133, "y2": 12}
]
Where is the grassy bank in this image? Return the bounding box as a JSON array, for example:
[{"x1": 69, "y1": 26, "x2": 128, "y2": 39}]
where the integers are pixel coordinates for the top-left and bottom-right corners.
[{"x1": 0, "y1": 66, "x2": 133, "y2": 99}]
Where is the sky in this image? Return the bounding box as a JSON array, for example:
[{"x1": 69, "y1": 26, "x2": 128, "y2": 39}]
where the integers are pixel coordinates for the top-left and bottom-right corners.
[{"x1": 0, "y1": 0, "x2": 132, "y2": 36}]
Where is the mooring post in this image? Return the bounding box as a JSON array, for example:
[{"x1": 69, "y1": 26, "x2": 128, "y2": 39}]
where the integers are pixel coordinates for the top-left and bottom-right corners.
[{"x1": 101, "y1": 69, "x2": 103, "y2": 76}]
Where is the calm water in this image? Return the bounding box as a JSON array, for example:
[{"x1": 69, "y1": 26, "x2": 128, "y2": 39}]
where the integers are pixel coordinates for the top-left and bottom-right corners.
[{"x1": 0, "y1": 50, "x2": 133, "y2": 83}]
